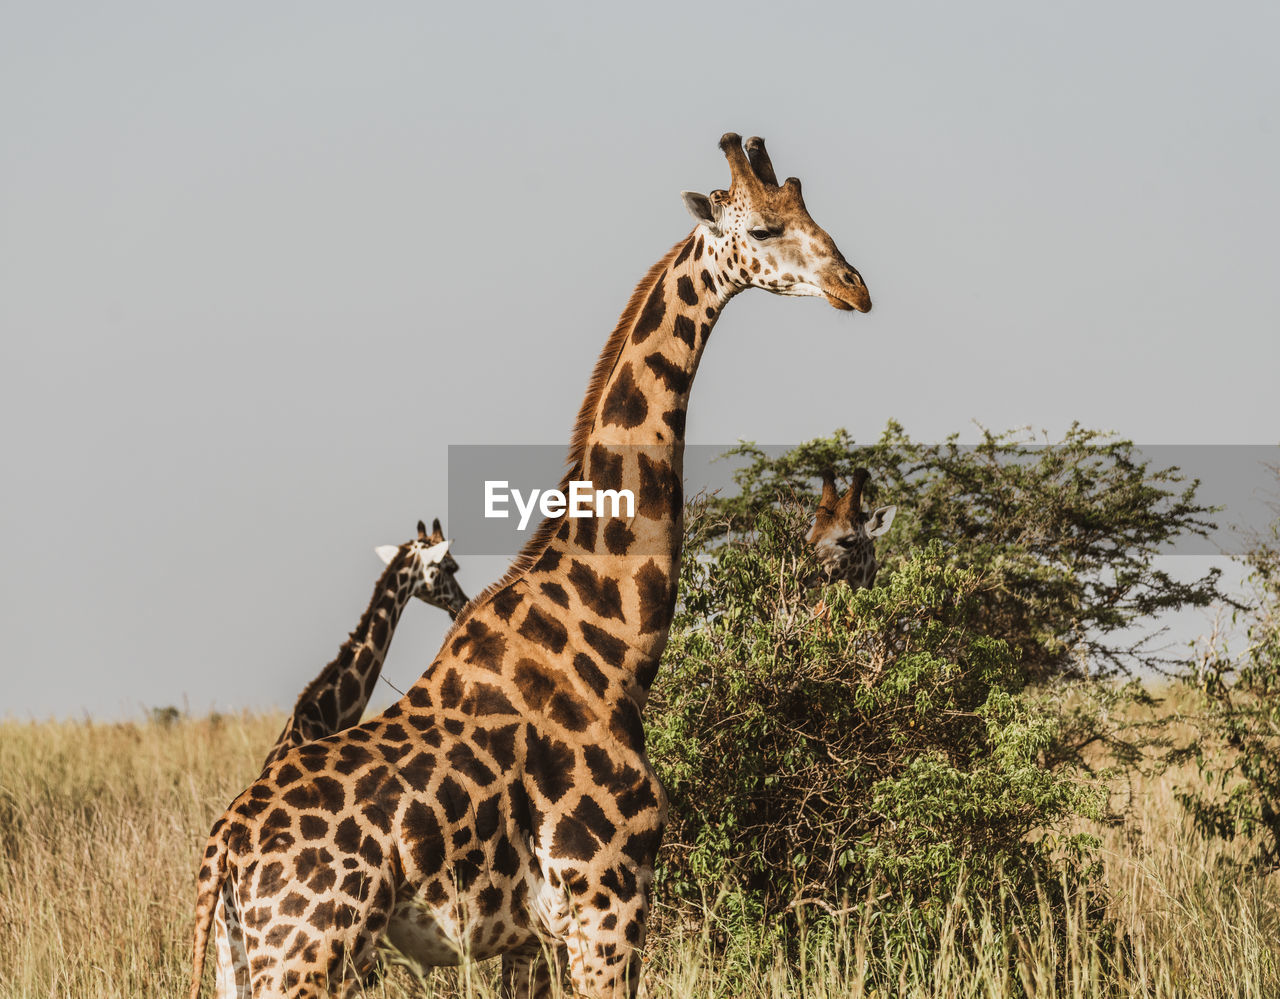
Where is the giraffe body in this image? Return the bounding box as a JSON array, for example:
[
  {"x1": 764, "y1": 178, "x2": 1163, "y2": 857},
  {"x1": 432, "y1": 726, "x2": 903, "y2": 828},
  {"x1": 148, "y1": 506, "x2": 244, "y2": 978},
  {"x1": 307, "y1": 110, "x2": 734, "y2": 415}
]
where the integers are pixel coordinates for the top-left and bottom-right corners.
[{"x1": 190, "y1": 133, "x2": 871, "y2": 999}]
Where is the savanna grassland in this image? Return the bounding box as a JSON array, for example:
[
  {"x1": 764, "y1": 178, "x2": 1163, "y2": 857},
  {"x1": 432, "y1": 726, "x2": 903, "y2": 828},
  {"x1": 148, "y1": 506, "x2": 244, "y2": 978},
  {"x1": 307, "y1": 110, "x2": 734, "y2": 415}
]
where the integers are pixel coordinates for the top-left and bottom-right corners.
[
  {"x1": 5, "y1": 431, "x2": 1277, "y2": 997},
  {"x1": 1, "y1": 694, "x2": 1276, "y2": 999}
]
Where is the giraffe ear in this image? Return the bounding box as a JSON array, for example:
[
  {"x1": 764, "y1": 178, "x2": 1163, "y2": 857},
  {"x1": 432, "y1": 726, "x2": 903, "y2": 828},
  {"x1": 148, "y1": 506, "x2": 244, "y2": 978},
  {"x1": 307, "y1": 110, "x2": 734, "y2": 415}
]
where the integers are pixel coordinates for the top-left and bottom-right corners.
[
  {"x1": 865, "y1": 506, "x2": 897, "y2": 538},
  {"x1": 374, "y1": 545, "x2": 400, "y2": 565},
  {"x1": 420, "y1": 539, "x2": 451, "y2": 565},
  {"x1": 681, "y1": 191, "x2": 722, "y2": 236},
  {"x1": 432, "y1": 518, "x2": 444, "y2": 538}
]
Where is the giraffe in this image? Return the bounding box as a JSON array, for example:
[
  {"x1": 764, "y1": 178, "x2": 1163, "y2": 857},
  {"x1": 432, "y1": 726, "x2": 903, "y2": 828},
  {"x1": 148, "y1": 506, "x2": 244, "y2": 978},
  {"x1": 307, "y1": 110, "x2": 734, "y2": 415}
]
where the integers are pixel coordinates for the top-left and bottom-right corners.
[
  {"x1": 189, "y1": 132, "x2": 872, "y2": 999},
  {"x1": 807, "y1": 468, "x2": 896, "y2": 591},
  {"x1": 212, "y1": 520, "x2": 469, "y2": 996},
  {"x1": 261, "y1": 519, "x2": 469, "y2": 769}
]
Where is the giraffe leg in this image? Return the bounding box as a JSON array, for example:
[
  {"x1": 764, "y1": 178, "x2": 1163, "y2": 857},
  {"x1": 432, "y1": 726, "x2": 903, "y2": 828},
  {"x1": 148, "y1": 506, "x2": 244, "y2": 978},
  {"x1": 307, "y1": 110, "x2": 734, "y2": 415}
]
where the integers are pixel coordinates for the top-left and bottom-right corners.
[
  {"x1": 213, "y1": 883, "x2": 250, "y2": 999},
  {"x1": 240, "y1": 863, "x2": 395, "y2": 999},
  {"x1": 501, "y1": 939, "x2": 566, "y2": 999},
  {"x1": 243, "y1": 935, "x2": 380, "y2": 999},
  {"x1": 561, "y1": 925, "x2": 644, "y2": 999},
  {"x1": 557, "y1": 888, "x2": 650, "y2": 999}
]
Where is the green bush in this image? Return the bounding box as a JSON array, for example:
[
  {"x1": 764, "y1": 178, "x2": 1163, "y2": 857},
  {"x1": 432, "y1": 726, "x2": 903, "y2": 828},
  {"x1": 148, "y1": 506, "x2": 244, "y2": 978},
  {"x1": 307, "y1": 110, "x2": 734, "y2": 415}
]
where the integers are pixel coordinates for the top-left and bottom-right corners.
[
  {"x1": 646, "y1": 426, "x2": 1223, "y2": 950},
  {"x1": 709, "y1": 422, "x2": 1221, "y2": 683},
  {"x1": 647, "y1": 500, "x2": 1104, "y2": 931}
]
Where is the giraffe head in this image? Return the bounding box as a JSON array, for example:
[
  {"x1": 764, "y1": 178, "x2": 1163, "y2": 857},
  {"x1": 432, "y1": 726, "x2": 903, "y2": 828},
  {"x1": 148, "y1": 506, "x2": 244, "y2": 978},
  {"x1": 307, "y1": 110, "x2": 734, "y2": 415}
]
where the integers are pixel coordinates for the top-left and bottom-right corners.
[
  {"x1": 681, "y1": 133, "x2": 871, "y2": 312},
  {"x1": 375, "y1": 519, "x2": 469, "y2": 619},
  {"x1": 807, "y1": 468, "x2": 896, "y2": 591}
]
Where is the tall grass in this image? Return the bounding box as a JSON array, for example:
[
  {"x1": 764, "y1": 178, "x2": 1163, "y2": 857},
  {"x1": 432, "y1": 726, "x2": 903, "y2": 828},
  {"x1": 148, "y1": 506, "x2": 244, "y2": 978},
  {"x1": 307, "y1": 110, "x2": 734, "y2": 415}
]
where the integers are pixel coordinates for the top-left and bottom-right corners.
[
  {"x1": 0, "y1": 707, "x2": 1276, "y2": 998},
  {"x1": 0, "y1": 713, "x2": 275, "y2": 997}
]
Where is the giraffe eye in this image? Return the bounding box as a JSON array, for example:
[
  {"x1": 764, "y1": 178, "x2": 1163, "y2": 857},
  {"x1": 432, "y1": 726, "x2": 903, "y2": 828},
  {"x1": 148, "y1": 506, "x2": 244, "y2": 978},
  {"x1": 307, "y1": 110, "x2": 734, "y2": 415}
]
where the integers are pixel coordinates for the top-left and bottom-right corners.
[{"x1": 748, "y1": 227, "x2": 774, "y2": 241}]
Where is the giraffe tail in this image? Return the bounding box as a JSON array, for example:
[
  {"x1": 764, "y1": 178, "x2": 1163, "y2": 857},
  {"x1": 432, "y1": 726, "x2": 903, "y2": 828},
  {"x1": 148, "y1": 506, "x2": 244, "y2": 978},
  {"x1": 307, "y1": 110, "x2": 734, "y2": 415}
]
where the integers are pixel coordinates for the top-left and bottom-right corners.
[{"x1": 189, "y1": 814, "x2": 233, "y2": 999}]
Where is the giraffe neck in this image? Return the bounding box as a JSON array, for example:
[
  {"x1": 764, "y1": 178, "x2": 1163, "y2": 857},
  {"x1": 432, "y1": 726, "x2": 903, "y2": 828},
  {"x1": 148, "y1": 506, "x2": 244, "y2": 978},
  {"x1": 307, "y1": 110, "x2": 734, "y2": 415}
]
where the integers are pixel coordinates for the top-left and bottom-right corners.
[
  {"x1": 447, "y1": 232, "x2": 736, "y2": 697},
  {"x1": 572, "y1": 232, "x2": 732, "y2": 548},
  {"x1": 262, "y1": 553, "x2": 417, "y2": 766}
]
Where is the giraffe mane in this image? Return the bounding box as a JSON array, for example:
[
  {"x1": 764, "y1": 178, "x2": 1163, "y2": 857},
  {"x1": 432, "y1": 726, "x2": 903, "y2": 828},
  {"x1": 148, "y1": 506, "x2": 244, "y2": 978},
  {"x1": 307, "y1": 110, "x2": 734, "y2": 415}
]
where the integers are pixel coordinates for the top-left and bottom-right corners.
[
  {"x1": 565, "y1": 234, "x2": 695, "y2": 466},
  {"x1": 445, "y1": 233, "x2": 696, "y2": 640}
]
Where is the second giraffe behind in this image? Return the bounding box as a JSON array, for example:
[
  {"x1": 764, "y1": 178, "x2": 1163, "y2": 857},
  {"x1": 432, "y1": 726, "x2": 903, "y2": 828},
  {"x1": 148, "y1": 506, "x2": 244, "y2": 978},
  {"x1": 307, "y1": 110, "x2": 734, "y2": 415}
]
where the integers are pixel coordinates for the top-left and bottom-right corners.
[
  {"x1": 262, "y1": 519, "x2": 468, "y2": 768},
  {"x1": 808, "y1": 468, "x2": 896, "y2": 591}
]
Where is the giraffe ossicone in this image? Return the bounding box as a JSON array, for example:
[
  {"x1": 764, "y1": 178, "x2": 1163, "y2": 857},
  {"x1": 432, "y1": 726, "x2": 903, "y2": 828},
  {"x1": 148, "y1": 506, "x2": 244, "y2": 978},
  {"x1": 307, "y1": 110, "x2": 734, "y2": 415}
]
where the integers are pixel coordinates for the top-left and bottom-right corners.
[{"x1": 190, "y1": 132, "x2": 872, "y2": 999}]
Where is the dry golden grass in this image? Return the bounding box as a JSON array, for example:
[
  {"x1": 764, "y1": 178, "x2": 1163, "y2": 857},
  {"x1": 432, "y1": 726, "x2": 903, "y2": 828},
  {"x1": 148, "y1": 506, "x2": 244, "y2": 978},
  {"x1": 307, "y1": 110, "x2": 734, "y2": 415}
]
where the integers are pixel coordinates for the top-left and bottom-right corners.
[
  {"x1": 0, "y1": 694, "x2": 1276, "y2": 998},
  {"x1": 0, "y1": 712, "x2": 280, "y2": 997}
]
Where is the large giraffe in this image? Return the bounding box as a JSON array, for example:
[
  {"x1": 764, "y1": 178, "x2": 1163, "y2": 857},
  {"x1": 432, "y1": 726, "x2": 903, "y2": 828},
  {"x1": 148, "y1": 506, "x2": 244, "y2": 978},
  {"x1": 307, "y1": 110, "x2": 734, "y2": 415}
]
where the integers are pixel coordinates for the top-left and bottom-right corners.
[
  {"x1": 261, "y1": 519, "x2": 468, "y2": 769},
  {"x1": 214, "y1": 521, "x2": 467, "y2": 994},
  {"x1": 189, "y1": 133, "x2": 871, "y2": 999},
  {"x1": 807, "y1": 468, "x2": 896, "y2": 591}
]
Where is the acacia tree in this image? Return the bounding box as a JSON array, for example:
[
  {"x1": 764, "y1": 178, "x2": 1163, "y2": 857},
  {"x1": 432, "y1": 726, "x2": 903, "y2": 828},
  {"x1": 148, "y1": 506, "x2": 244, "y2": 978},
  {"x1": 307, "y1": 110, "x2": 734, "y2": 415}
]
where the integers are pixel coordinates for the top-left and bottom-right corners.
[
  {"x1": 645, "y1": 426, "x2": 1224, "y2": 928},
  {"x1": 709, "y1": 422, "x2": 1222, "y2": 683},
  {"x1": 646, "y1": 501, "x2": 1103, "y2": 931}
]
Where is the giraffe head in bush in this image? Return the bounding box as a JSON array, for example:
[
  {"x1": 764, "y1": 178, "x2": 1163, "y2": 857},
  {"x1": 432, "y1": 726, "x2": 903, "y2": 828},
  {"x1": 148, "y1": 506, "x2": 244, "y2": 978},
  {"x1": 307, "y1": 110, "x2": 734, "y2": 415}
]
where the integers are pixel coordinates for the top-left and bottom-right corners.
[{"x1": 808, "y1": 468, "x2": 896, "y2": 590}]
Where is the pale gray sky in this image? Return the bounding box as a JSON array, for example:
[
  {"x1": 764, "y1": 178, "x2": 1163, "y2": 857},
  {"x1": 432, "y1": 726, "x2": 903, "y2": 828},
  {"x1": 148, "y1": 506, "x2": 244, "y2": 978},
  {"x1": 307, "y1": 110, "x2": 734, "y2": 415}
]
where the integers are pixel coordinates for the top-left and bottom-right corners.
[{"x1": 3, "y1": 2, "x2": 1277, "y2": 719}]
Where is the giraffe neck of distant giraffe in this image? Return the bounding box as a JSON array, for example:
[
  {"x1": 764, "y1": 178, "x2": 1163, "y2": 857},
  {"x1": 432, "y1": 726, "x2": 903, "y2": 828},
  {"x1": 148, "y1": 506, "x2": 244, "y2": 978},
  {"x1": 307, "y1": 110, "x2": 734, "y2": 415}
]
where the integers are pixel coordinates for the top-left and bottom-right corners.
[
  {"x1": 511, "y1": 231, "x2": 735, "y2": 685},
  {"x1": 262, "y1": 552, "x2": 417, "y2": 767}
]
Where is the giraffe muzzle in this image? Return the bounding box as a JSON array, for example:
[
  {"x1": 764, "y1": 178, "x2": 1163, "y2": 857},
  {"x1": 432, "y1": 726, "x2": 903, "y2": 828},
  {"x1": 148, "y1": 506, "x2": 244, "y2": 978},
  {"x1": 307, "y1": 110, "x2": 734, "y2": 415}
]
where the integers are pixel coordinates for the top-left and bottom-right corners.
[{"x1": 823, "y1": 268, "x2": 872, "y2": 313}]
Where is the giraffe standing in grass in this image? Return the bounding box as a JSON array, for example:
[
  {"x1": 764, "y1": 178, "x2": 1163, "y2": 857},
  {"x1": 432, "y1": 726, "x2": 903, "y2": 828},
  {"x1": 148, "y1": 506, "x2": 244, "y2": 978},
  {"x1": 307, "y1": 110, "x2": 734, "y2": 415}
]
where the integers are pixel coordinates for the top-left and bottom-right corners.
[
  {"x1": 808, "y1": 468, "x2": 896, "y2": 591},
  {"x1": 213, "y1": 520, "x2": 468, "y2": 995},
  {"x1": 189, "y1": 132, "x2": 872, "y2": 999}
]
